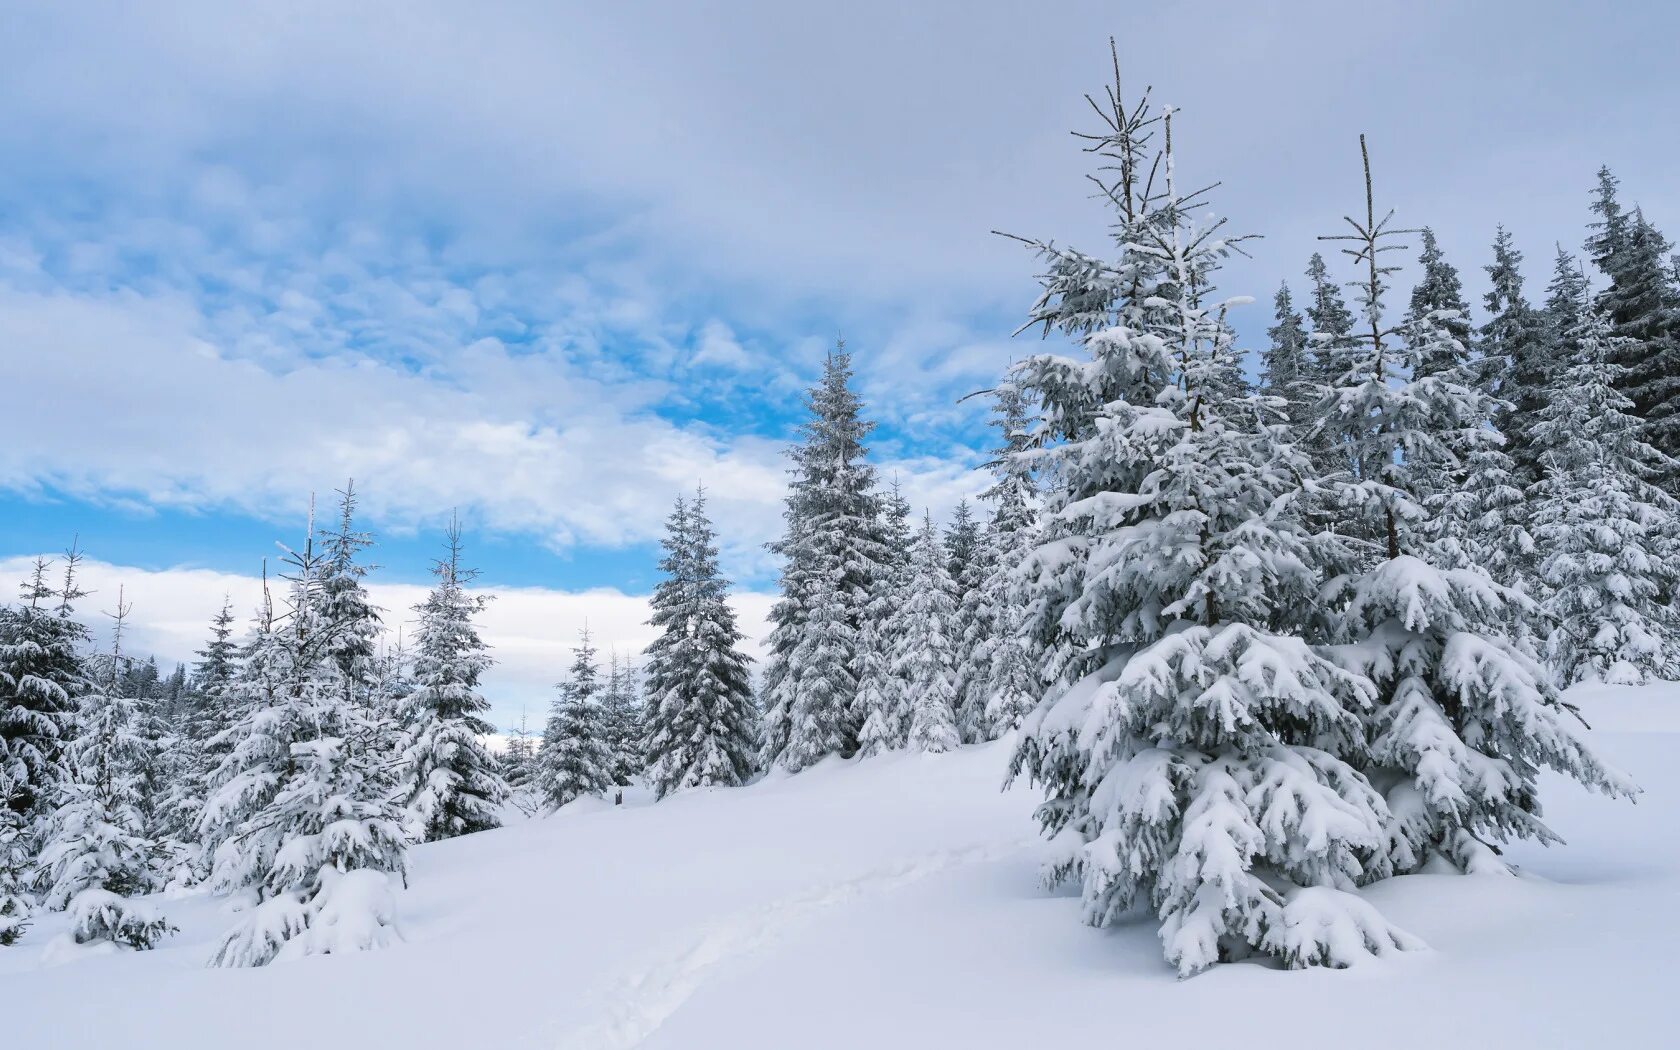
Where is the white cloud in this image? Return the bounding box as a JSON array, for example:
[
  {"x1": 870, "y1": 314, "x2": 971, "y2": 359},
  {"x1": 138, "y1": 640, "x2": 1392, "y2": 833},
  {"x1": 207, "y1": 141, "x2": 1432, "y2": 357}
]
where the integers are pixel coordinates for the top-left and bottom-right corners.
[
  {"x1": 0, "y1": 555, "x2": 775, "y2": 730},
  {"x1": 0, "y1": 283, "x2": 791, "y2": 555},
  {"x1": 0, "y1": 275, "x2": 992, "y2": 579}
]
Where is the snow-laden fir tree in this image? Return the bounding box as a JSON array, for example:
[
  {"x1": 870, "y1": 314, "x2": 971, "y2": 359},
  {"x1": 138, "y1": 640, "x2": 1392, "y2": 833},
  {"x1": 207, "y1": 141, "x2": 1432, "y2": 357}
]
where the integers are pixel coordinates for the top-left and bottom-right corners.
[
  {"x1": 34, "y1": 591, "x2": 175, "y2": 950},
  {"x1": 501, "y1": 708, "x2": 539, "y2": 798},
  {"x1": 316, "y1": 483, "x2": 396, "y2": 777},
  {"x1": 122, "y1": 659, "x2": 187, "y2": 879},
  {"x1": 1262, "y1": 282, "x2": 1315, "y2": 433},
  {"x1": 1530, "y1": 278, "x2": 1679, "y2": 684},
  {"x1": 760, "y1": 343, "x2": 889, "y2": 771},
  {"x1": 175, "y1": 598, "x2": 240, "y2": 844},
  {"x1": 952, "y1": 520, "x2": 1000, "y2": 743},
  {"x1": 1425, "y1": 442, "x2": 1535, "y2": 600},
  {"x1": 854, "y1": 480, "x2": 913, "y2": 757},
  {"x1": 944, "y1": 499, "x2": 991, "y2": 743},
  {"x1": 886, "y1": 513, "x2": 960, "y2": 753},
  {"x1": 0, "y1": 555, "x2": 85, "y2": 833},
  {"x1": 642, "y1": 488, "x2": 759, "y2": 798},
  {"x1": 1481, "y1": 227, "x2": 1551, "y2": 486},
  {"x1": 1587, "y1": 166, "x2": 1631, "y2": 274},
  {"x1": 197, "y1": 572, "x2": 290, "y2": 896},
  {"x1": 1422, "y1": 234, "x2": 1539, "y2": 595},
  {"x1": 965, "y1": 380, "x2": 1041, "y2": 739},
  {"x1": 1008, "y1": 101, "x2": 1417, "y2": 975},
  {"x1": 206, "y1": 519, "x2": 408, "y2": 967},
  {"x1": 1600, "y1": 211, "x2": 1680, "y2": 484},
  {"x1": 394, "y1": 517, "x2": 508, "y2": 842},
  {"x1": 1304, "y1": 251, "x2": 1358, "y2": 472},
  {"x1": 0, "y1": 799, "x2": 28, "y2": 945},
  {"x1": 319, "y1": 483, "x2": 382, "y2": 688},
  {"x1": 1404, "y1": 227, "x2": 1473, "y2": 376},
  {"x1": 536, "y1": 628, "x2": 616, "y2": 809},
  {"x1": 599, "y1": 652, "x2": 644, "y2": 789},
  {"x1": 1316, "y1": 138, "x2": 1634, "y2": 881}
]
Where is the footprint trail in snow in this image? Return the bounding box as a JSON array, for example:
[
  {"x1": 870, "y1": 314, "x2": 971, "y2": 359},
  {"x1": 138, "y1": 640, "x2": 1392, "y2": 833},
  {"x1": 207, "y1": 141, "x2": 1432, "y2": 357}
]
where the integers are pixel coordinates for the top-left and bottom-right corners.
[{"x1": 550, "y1": 840, "x2": 1028, "y2": 1050}]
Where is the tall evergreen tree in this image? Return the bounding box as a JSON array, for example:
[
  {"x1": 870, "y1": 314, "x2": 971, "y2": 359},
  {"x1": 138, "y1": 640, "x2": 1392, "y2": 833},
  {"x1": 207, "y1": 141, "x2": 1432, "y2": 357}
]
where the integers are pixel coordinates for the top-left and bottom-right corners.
[
  {"x1": 887, "y1": 514, "x2": 960, "y2": 754},
  {"x1": 599, "y1": 653, "x2": 644, "y2": 789},
  {"x1": 536, "y1": 629, "x2": 615, "y2": 808},
  {"x1": 205, "y1": 518, "x2": 408, "y2": 967},
  {"x1": 394, "y1": 518, "x2": 508, "y2": 843},
  {"x1": 1531, "y1": 282, "x2": 1679, "y2": 684},
  {"x1": 642, "y1": 488, "x2": 759, "y2": 798},
  {"x1": 197, "y1": 572, "x2": 291, "y2": 897},
  {"x1": 1482, "y1": 227, "x2": 1551, "y2": 486},
  {"x1": 1316, "y1": 139, "x2": 1632, "y2": 883},
  {"x1": 501, "y1": 708, "x2": 539, "y2": 797},
  {"x1": 1586, "y1": 165, "x2": 1631, "y2": 275},
  {"x1": 34, "y1": 591, "x2": 175, "y2": 950},
  {"x1": 0, "y1": 554, "x2": 85, "y2": 829},
  {"x1": 761, "y1": 343, "x2": 888, "y2": 772},
  {"x1": 0, "y1": 801, "x2": 27, "y2": 945},
  {"x1": 967, "y1": 381, "x2": 1041, "y2": 739},
  {"x1": 1010, "y1": 102, "x2": 1413, "y2": 974},
  {"x1": 943, "y1": 500, "x2": 991, "y2": 743},
  {"x1": 1262, "y1": 282, "x2": 1315, "y2": 431},
  {"x1": 316, "y1": 483, "x2": 392, "y2": 770},
  {"x1": 1404, "y1": 227, "x2": 1473, "y2": 376},
  {"x1": 1304, "y1": 251, "x2": 1358, "y2": 410},
  {"x1": 1599, "y1": 212, "x2": 1680, "y2": 481},
  {"x1": 943, "y1": 500, "x2": 981, "y2": 580},
  {"x1": 855, "y1": 481, "x2": 914, "y2": 756},
  {"x1": 188, "y1": 597, "x2": 240, "y2": 750}
]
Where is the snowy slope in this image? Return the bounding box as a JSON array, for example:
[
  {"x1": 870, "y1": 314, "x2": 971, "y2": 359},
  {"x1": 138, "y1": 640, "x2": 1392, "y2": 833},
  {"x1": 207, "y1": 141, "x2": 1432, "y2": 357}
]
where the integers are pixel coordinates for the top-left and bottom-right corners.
[{"x1": 3, "y1": 683, "x2": 1675, "y2": 1050}]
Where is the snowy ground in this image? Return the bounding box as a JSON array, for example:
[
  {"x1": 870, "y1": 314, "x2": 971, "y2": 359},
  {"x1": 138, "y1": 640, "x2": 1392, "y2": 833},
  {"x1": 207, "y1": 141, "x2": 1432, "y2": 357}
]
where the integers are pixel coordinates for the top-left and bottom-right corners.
[{"x1": 3, "y1": 683, "x2": 1674, "y2": 1049}]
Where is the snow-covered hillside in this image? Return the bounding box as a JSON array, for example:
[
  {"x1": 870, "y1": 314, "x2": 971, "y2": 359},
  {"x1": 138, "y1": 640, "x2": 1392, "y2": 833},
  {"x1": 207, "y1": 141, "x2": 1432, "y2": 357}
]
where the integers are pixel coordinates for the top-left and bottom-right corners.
[{"x1": 3, "y1": 683, "x2": 1673, "y2": 1050}]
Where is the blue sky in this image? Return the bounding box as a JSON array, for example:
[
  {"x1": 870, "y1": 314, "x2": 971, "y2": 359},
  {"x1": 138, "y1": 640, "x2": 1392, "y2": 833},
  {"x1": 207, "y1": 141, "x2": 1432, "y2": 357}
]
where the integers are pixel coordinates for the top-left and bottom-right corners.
[{"x1": 3, "y1": 1, "x2": 1678, "y2": 719}]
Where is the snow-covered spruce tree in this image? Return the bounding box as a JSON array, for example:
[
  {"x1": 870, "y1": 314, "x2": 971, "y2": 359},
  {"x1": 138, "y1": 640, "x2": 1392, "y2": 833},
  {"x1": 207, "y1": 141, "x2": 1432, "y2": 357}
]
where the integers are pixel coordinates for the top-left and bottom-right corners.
[
  {"x1": 1303, "y1": 251, "x2": 1358, "y2": 472},
  {"x1": 1262, "y1": 282, "x2": 1315, "y2": 433},
  {"x1": 944, "y1": 499, "x2": 991, "y2": 743},
  {"x1": 34, "y1": 592, "x2": 174, "y2": 950},
  {"x1": 642, "y1": 488, "x2": 759, "y2": 798},
  {"x1": 886, "y1": 513, "x2": 960, "y2": 753},
  {"x1": 1600, "y1": 212, "x2": 1680, "y2": 483},
  {"x1": 1008, "y1": 103, "x2": 1414, "y2": 975},
  {"x1": 600, "y1": 652, "x2": 644, "y2": 789},
  {"x1": 536, "y1": 629, "x2": 615, "y2": 809},
  {"x1": 1587, "y1": 165, "x2": 1631, "y2": 275},
  {"x1": 1404, "y1": 227, "x2": 1473, "y2": 377},
  {"x1": 206, "y1": 521, "x2": 408, "y2": 967},
  {"x1": 1530, "y1": 279, "x2": 1680, "y2": 684},
  {"x1": 1422, "y1": 235, "x2": 1538, "y2": 595},
  {"x1": 1317, "y1": 138, "x2": 1634, "y2": 880},
  {"x1": 1482, "y1": 227, "x2": 1551, "y2": 486},
  {"x1": 394, "y1": 517, "x2": 508, "y2": 843},
  {"x1": 0, "y1": 799, "x2": 29, "y2": 945},
  {"x1": 501, "y1": 708, "x2": 539, "y2": 798},
  {"x1": 854, "y1": 480, "x2": 913, "y2": 757},
  {"x1": 0, "y1": 555, "x2": 85, "y2": 835},
  {"x1": 121, "y1": 659, "x2": 187, "y2": 879},
  {"x1": 760, "y1": 342, "x2": 889, "y2": 772},
  {"x1": 953, "y1": 517, "x2": 1000, "y2": 743},
  {"x1": 1425, "y1": 442, "x2": 1535, "y2": 595},
  {"x1": 197, "y1": 571, "x2": 291, "y2": 896},
  {"x1": 175, "y1": 598, "x2": 240, "y2": 838},
  {"x1": 316, "y1": 483, "x2": 396, "y2": 770},
  {"x1": 996, "y1": 58, "x2": 1174, "y2": 702},
  {"x1": 972, "y1": 380, "x2": 1042, "y2": 738}
]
